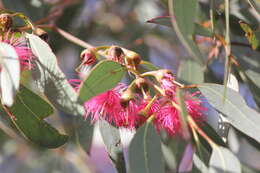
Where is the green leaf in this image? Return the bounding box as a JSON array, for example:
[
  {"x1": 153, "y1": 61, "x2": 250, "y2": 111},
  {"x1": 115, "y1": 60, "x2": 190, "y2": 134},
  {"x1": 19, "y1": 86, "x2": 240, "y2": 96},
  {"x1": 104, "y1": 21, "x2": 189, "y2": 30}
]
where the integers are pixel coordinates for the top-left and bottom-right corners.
[
  {"x1": 74, "y1": 117, "x2": 93, "y2": 154},
  {"x1": 147, "y1": 16, "x2": 212, "y2": 37},
  {"x1": 140, "y1": 60, "x2": 159, "y2": 71},
  {"x1": 6, "y1": 92, "x2": 68, "y2": 148},
  {"x1": 239, "y1": 21, "x2": 259, "y2": 50},
  {"x1": 194, "y1": 23, "x2": 213, "y2": 38},
  {"x1": 129, "y1": 122, "x2": 165, "y2": 173},
  {"x1": 246, "y1": 0, "x2": 260, "y2": 15},
  {"x1": 161, "y1": 137, "x2": 187, "y2": 172},
  {"x1": 193, "y1": 154, "x2": 209, "y2": 173},
  {"x1": 209, "y1": 146, "x2": 241, "y2": 173},
  {"x1": 237, "y1": 68, "x2": 260, "y2": 108},
  {"x1": 198, "y1": 84, "x2": 260, "y2": 144},
  {"x1": 177, "y1": 59, "x2": 204, "y2": 84},
  {"x1": 176, "y1": 89, "x2": 190, "y2": 139},
  {"x1": 79, "y1": 60, "x2": 126, "y2": 102},
  {"x1": 168, "y1": 0, "x2": 204, "y2": 64},
  {"x1": 19, "y1": 85, "x2": 53, "y2": 119},
  {"x1": 27, "y1": 33, "x2": 84, "y2": 116},
  {"x1": 99, "y1": 119, "x2": 126, "y2": 173},
  {"x1": 198, "y1": 123, "x2": 226, "y2": 149}
]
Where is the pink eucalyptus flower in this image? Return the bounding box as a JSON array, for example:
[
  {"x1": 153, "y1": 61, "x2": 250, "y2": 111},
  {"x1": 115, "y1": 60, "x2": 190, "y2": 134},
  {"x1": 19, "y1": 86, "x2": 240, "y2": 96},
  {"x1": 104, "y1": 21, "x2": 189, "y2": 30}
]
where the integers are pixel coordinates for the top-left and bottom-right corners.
[
  {"x1": 153, "y1": 91, "x2": 206, "y2": 136},
  {"x1": 117, "y1": 100, "x2": 140, "y2": 129},
  {"x1": 160, "y1": 72, "x2": 176, "y2": 98},
  {"x1": 84, "y1": 84, "x2": 127, "y2": 125},
  {"x1": 185, "y1": 91, "x2": 206, "y2": 122},
  {"x1": 154, "y1": 105, "x2": 181, "y2": 136},
  {"x1": 0, "y1": 31, "x2": 34, "y2": 70}
]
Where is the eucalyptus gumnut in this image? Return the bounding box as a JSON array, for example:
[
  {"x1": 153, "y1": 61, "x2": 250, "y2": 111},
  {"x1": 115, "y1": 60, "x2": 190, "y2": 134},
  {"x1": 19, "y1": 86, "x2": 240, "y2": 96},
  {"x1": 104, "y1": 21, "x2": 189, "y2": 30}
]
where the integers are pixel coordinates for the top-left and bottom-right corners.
[
  {"x1": 120, "y1": 88, "x2": 134, "y2": 108},
  {"x1": 135, "y1": 77, "x2": 149, "y2": 93},
  {"x1": 125, "y1": 50, "x2": 141, "y2": 69},
  {"x1": 108, "y1": 46, "x2": 124, "y2": 63},
  {"x1": 80, "y1": 48, "x2": 97, "y2": 65},
  {"x1": 0, "y1": 13, "x2": 12, "y2": 32},
  {"x1": 154, "y1": 69, "x2": 174, "y2": 82}
]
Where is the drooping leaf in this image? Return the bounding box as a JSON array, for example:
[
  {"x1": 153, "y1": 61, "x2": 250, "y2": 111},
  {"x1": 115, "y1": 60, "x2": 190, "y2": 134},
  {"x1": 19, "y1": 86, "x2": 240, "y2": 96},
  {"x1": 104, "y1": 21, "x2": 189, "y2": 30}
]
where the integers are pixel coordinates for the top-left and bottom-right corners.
[
  {"x1": 129, "y1": 122, "x2": 165, "y2": 173},
  {"x1": 176, "y1": 89, "x2": 190, "y2": 139},
  {"x1": 239, "y1": 21, "x2": 259, "y2": 50},
  {"x1": 147, "y1": 16, "x2": 212, "y2": 37},
  {"x1": 193, "y1": 154, "x2": 209, "y2": 173},
  {"x1": 27, "y1": 33, "x2": 84, "y2": 116},
  {"x1": 198, "y1": 84, "x2": 260, "y2": 144},
  {"x1": 140, "y1": 60, "x2": 158, "y2": 71},
  {"x1": 177, "y1": 59, "x2": 204, "y2": 84},
  {"x1": 79, "y1": 60, "x2": 126, "y2": 102},
  {"x1": 5, "y1": 91, "x2": 68, "y2": 148},
  {"x1": 99, "y1": 119, "x2": 126, "y2": 173},
  {"x1": 209, "y1": 146, "x2": 241, "y2": 173},
  {"x1": 0, "y1": 43, "x2": 20, "y2": 107},
  {"x1": 74, "y1": 116, "x2": 94, "y2": 154},
  {"x1": 246, "y1": 0, "x2": 260, "y2": 15},
  {"x1": 168, "y1": 0, "x2": 204, "y2": 64}
]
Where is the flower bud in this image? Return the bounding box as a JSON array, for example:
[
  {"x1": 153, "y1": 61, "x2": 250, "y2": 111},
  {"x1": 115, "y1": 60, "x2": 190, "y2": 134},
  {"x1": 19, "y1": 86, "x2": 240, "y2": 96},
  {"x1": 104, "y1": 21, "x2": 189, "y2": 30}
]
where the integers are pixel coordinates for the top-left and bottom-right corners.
[
  {"x1": 0, "y1": 13, "x2": 12, "y2": 32},
  {"x1": 108, "y1": 46, "x2": 124, "y2": 63},
  {"x1": 125, "y1": 50, "x2": 141, "y2": 69},
  {"x1": 134, "y1": 77, "x2": 149, "y2": 93},
  {"x1": 80, "y1": 48, "x2": 97, "y2": 65},
  {"x1": 154, "y1": 69, "x2": 174, "y2": 82},
  {"x1": 34, "y1": 28, "x2": 49, "y2": 41},
  {"x1": 120, "y1": 88, "x2": 134, "y2": 108}
]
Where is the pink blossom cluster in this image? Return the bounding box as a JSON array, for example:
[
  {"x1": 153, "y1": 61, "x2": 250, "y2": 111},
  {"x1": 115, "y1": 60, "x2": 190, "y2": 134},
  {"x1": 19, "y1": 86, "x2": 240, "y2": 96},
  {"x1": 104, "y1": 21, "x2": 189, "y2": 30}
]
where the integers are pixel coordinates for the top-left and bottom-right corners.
[
  {"x1": 0, "y1": 31, "x2": 34, "y2": 70},
  {"x1": 83, "y1": 73, "x2": 206, "y2": 136}
]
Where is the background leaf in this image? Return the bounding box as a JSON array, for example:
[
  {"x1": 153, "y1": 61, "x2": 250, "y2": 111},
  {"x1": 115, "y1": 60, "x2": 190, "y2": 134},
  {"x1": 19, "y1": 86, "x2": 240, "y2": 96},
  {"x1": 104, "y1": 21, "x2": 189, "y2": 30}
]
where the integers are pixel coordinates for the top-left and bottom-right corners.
[
  {"x1": 147, "y1": 16, "x2": 212, "y2": 37},
  {"x1": 168, "y1": 0, "x2": 204, "y2": 64},
  {"x1": 177, "y1": 59, "x2": 204, "y2": 84},
  {"x1": 99, "y1": 119, "x2": 126, "y2": 173},
  {"x1": 199, "y1": 84, "x2": 260, "y2": 144},
  {"x1": 128, "y1": 122, "x2": 165, "y2": 173},
  {"x1": 209, "y1": 146, "x2": 241, "y2": 173}
]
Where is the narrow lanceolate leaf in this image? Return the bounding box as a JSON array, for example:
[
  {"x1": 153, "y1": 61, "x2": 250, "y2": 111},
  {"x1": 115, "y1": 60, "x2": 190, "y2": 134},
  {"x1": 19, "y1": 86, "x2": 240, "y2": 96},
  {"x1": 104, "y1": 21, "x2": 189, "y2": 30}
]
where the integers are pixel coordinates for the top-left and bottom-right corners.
[
  {"x1": 177, "y1": 59, "x2": 204, "y2": 84},
  {"x1": 239, "y1": 21, "x2": 259, "y2": 50},
  {"x1": 247, "y1": 0, "x2": 260, "y2": 14},
  {"x1": 0, "y1": 43, "x2": 20, "y2": 107},
  {"x1": 74, "y1": 116, "x2": 94, "y2": 154},
  {"x1": 79, "y1": 60, "x2": 126, "y2": 102},
  {"x1": 193, "y1": 154, "x2": 209, "y2": 173},
  {"x1": 99, "y1": 119, "x2": 126, "y2": 173},
  {"x1": 168, "y1": 0, "x2": 204, "y2": 64},
  {"x1": 198, "y1": 84, "x2": 260, "y2": 144},
  {"x1": 176, "y1": 89, "x2": 190, "y2": 140},
  {"x1": 26, "y1": 33, "x2": 84, "y2": 116},
  {"x1": 209, "y1": 146, "x2": 241, "y2": 173},
  {"x1": 6, "y1": 91, "x2": 68, "y2": 148},
  {"x1": 223, "y1": 0, "x2": 231, "y2": 101},
  {"x1": 129, "y1": 122, "x2": 165, "y2": 173},
  {"x1": 146, "y1": 16, "x2": 212, "y2": 37}
]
